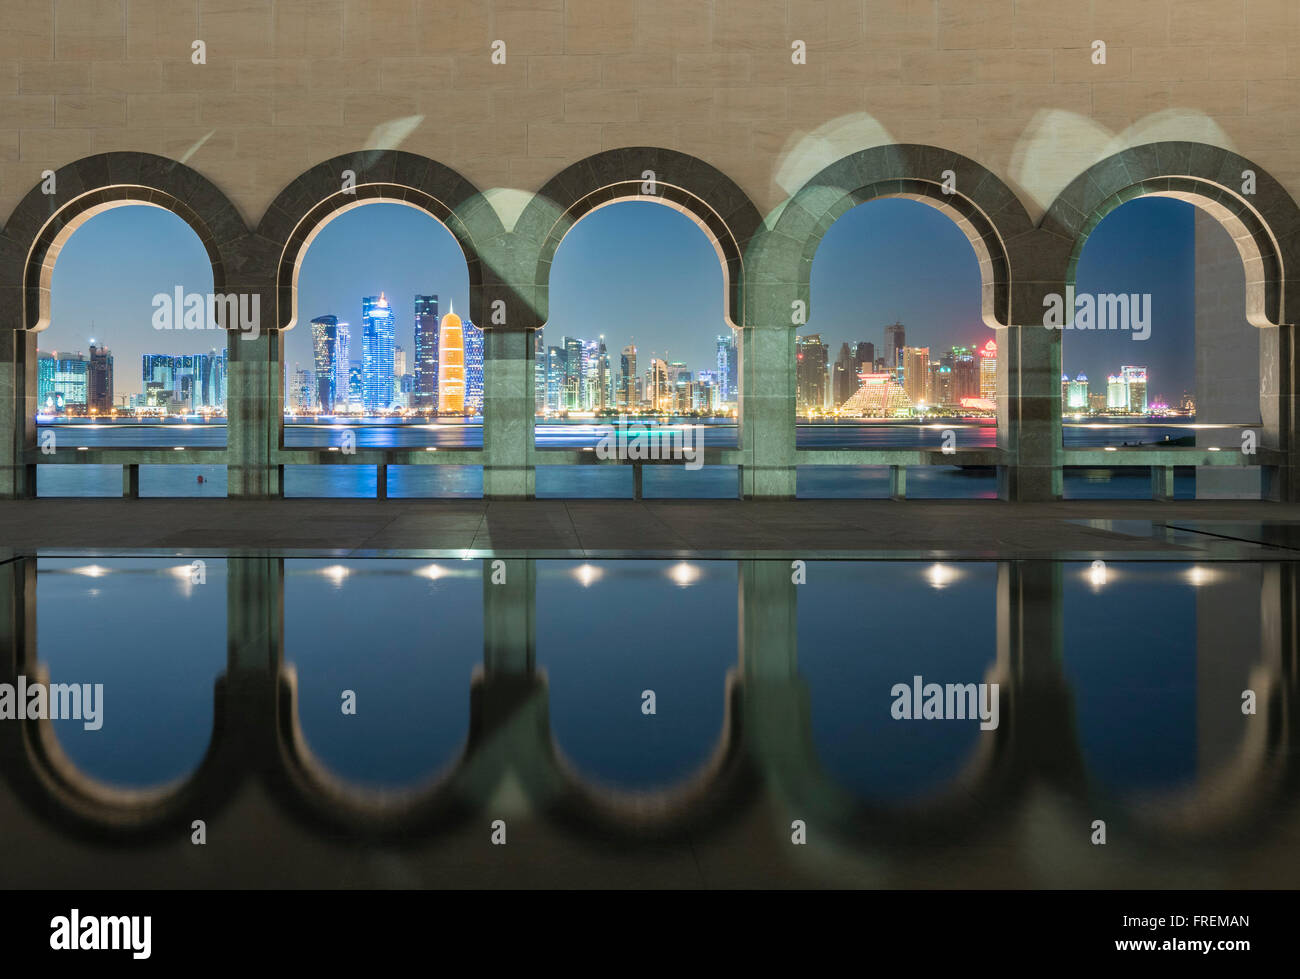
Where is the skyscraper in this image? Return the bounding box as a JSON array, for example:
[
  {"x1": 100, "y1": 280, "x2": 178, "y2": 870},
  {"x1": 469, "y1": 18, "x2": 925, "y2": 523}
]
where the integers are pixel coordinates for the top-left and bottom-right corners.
[
  {"x1": 901, "y1": 346, "x2": 931, "y2": 407},
  {"x1": 620, "y1": 344, "x2": 637, "y2": 408},
  {"x1": 310, "y1": 315, "x2": 338, "y2": 412},
  {"x1": 563, "y1": 337, "x2": 584, "y2": 410},
  {"x1": 465, "y1": 319, "x2": 484, "y2": 413},
  {"x1": 413, "y1": 294, "x2": 439, "y2": 409},
  {"x1": 534, "y1": 330, "x2": 547, "y2": 414},
  {"x1": 978, "y1": 339, "x2": 997, "y2": 401},
  {"x1": 361, "y1": 293, "x2": 396, "y2": 412},
  {"x1": 795, "y1": 334, "x2": 829, "y2": 413},
  {"x1": 884, "y1": 322, "x2": 905, "y2": 370},
  {"x1": 546, "y1": 345, "x2": 566, "y2": 412},
  {"x1": 833, "y1": 342, "x2": 858, "y2": 407},
  {"x1": 88, "y1": 343, "x2": 113, "y2": 413},
  {"x1": 716, "y1": 332, "x2": 738, "y2": 405},
  {"x1": 335, "y1": 323, "x2": 351, "y2": 410},
  {"x1": 437, "y1": 300, "x2": 466, "y2": 414},
  {"x1": 1121, "y1": 365, "x2": 1148, "y2": 413}
]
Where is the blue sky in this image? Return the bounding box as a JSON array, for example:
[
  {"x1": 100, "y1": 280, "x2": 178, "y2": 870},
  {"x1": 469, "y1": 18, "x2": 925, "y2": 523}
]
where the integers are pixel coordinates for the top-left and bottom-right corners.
[{"x1": 45, "y1": 195, "x2": 1201, "y2": 403}]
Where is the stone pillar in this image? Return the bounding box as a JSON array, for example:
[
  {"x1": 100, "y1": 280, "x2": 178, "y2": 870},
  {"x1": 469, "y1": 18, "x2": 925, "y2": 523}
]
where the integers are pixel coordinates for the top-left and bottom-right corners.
[
  {"x1": 483, "y1": 328, "x2": 534, "y2": 500},
  {"x1": 0, "y1": 328, "x2": 37, "y2": 499},
  {"x1": 740, "y1": 323, "x2": 796, "y2": 499},
  {"x1": 225, "y1": 327, "x2": 280, "y2": 498},
  {"x1": 998, "y1": 324, "x2": 1062, "y2": 501},
  {"x1": 1261, "y1": 322, "x2": 1298, "y2": 502},
  {"x1": 226, "y1": 556, "x2": 283, "y2": 674}
]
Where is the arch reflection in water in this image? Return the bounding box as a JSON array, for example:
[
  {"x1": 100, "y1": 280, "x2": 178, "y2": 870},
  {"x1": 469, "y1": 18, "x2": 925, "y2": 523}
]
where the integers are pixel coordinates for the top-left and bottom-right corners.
[
  {"x1": 284, "y1": 559, "x2": 482, "y2": 790},
  {"x1": 36, "y1": 557, "x2": 227, "y2": 789},
  {"x1": 1, "y1": 555, "x2": 1297, "y2": 885}
]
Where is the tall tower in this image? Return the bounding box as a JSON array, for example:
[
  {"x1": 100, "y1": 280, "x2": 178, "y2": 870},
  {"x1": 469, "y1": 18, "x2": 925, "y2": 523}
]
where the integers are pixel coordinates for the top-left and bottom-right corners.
[
  {"x1": 413, "y1": 294, "x2": 439, "y2": 409},
  {"x1": 465, "y1": 318, "x2": 484, "y2": 413},
  {"x1": 978, "y1": 339, "x2": 997, "y2": 401},
  {"x1": 621, "y1": 344, "x2": 637, "y2": 408},
  {"x1": 88, "y1": 343, "x2": 113, "y2": 414},
  {"x1": 884, "y1": 322, "x2": 905, "y2": 370},
  {"x1": 437, "y1": 300, "x2": 466, "y2": 413},
  {"x1": 310, "y1": 315, "x2": 338, "y2": 412},
  {"x1": 361, "y1": 293, "x2": 396, "y2": 412},
  {"x1": 334, "y1": 322, "x2": 350, "y2": 410}
]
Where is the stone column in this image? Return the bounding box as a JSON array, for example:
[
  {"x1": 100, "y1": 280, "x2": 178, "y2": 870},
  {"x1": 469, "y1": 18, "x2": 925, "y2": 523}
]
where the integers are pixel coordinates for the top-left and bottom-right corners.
[
  {"x1": 998, "y1": 323, "x2": 1063, "y2": 501},
  {"x1": 483, "y1": 327, "x2": 534, "y2": 500},
  {"x1": 740, "y1": 322, "x2": 796, "y2": 500},
  {"x1": 0, "y1": 328, "x2": 37, "y2": 499},
  {"x1": 225, "y1": 327, "x2": 280, "y2": 498},
  {"x1": 1261, "y1": 322, "x2": 1298, "y2": 502}
]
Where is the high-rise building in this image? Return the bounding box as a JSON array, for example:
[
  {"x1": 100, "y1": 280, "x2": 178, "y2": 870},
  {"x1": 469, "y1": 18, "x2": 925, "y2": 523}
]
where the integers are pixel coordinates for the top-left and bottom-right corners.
[
  {"x1": 88, "y1": 344, "x2": 113, "y2": 413},
  {"x1": 900, "y1": 346, "x2": 931, "y2": 407},
  {"x1": 833, "y1": 342, "x2": 858, "y2": 407},
  {"x1": 413, "y1": 295, "x2": 439, "y2": 410},
  {"x1": 38, "y1": 351, "x2": 89, "y2": 411},
  {"x1": 795, "y1": 333, "x2": 829, "y2": 413},
  {"x1": 361, "y1": 293, "x2": 396, "y2": 412},
  {"x1": 1067, "y1": 373, "x2": 1089, "y2": 411},
  {"x1": 348, "y1": 361, "x2": 363, "y2": 405},
  {"x1": 310, "y1": 315, "x2": 338, "y2": 412},
  {"x1": 437, "y1": 300, "x2": 466, "y2": 413},
  {"x1": 335, "y1": 323, "x2": 351, "y2": 410},
  {"x1": 394, "y1": 344, "x2": 407, "y2": 379},
  {"x1": 978, "y1": 339, "x2": 997, "y2": 400},
  {"x1": 563, "y1": 337, "x2": 584, "y2": 410},
  {"x1": 620, "y1": 344, "x2": 637, "y2": 408},
  {"x1": 931, "y1": 362, "x2": 953, "y2": 406},
  {"x1": 716, "y1": 332, "x2": 738, "y2": 405},
  {"x1": 884, "y1": 322, "x2": 905, "y2": 370},
  {"x1": 1121, "y1": 365, "x2": 1148, "y2": 413},
  {"x1": 948, "y1": 346, "x2": 978, "y2": 402},
  {"x1": 840, "y1": 371, "x2": 913, "y2": 417},
  {"x1": 534, "y1": 330, "x2": 546, "y2": 414},
  {"x1": 854, "y1": 341, "x2": 875, "y2": 376},
  {"x1": 465, "y1": 319, "x2": 484, "y2": 413},
  {"x1": 546, "y1": 345, "x2": 566, "y2": 412},
  {"x1": 647, "y1": 358, "x2": 670, "y2": 411},
  {"x1": 1106, "y1": 374, "x2": 1129, "y2": 411}
]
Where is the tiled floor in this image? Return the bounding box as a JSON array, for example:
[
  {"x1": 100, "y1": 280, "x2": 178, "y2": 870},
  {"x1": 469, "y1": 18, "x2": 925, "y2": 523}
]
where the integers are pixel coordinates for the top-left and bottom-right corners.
[{"x1": 2, "y1": 498, "x2": 1298, "y2": 559}]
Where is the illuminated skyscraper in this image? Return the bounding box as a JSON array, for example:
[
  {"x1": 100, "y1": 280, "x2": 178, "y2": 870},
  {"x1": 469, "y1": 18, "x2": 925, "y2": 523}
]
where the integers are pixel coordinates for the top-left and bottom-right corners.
[
  {"x1": 534, "y1": 330, "x2": 546, "y2": 414},
  {"x1": 361, "y1": 293, "x2": 396, "y2": 411},
  {"x1": 620, "y1": 344, "x2": 637, "y2": 407},
  {"x1": 310, "y1": 315, "x2": 338, "y2": 412},
  {"x1": 437, "y1": 300, "x2": 466, "y2": 413},
  {"x1": 465, "y1": 318, "x2": 484, "y2": 413},
  {"x1": 335, "y1": 323, "x2": 351, "y2": 410},
  {"x1": 546, "y1": 345, "x2": 566, "y2": 412},
  {"x1": 1106, "y1": 374, "x2": 1128, "y2": 411},
  {"x1": 647, "y1": 358, "x2": 670, "y2": 411},
  {"x1": 88, "y1": 343, "x2": 113, "y2": 413},
  {"x1": 978, "y1": 339, "x2": 997, "y2": 400},
  {"x1": 795, "y1": 333, "x2": 829, "y2": 413},
  {"x1": 950, "y1": 345, "x2": 978, "y2": 402},
  {"x1": 1121, "y1": 365, "x2": 1148, "y2": 413},
  {"x1": 900, "y1": 346, "x2": 931, "y2": 407},
  {"x1": 716, "y1": 332, "x2": 737, "y2": 405},
  {"x1": 413, "y1": 294, "x2": 438, "y2": 409},
  {"x1": 1067, "y1": 373, "x2": 1089, "y2": 411},
  {"x1": 41, "y1": 351, "x2": 88, "y2": 411}
]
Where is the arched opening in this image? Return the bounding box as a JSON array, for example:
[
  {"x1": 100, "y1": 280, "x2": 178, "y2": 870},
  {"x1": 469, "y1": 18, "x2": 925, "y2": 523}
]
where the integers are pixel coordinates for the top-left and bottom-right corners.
[
  {"x1": 534, "y1": 200, "x2": 739, "y2": 499},
  {"x1": 1064, "y1": 196, "x2": 1260, "y2": 499},
  {"x1": 282, "y1": 559, "x2": 481, "y2": 789},
  {"x1": 282, "y1": 201, "x2": 477, "y2": 498},
  {"x1": 797, "y1": 198, "x2": 996, "y2": 499},
  {"x1": 38, "y1": 203, "x2": 227, "y2": 496}
]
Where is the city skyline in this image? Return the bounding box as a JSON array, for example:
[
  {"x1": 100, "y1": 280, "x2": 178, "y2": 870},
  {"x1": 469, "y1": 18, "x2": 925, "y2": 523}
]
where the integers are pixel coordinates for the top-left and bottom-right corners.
[{"x1": 42, "y1": 197, "x2": 1199, "y2": 405}]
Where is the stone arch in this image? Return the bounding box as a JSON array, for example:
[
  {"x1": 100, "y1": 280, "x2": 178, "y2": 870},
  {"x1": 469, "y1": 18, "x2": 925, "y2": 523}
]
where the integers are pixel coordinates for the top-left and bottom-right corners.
[
  {"x1": 1042, "y1": 142, "x2": 1300, "y2": 330},
  {"x1": 753, "y1": 145, "x2": 1033, "y2": 330},
  {"x1": 515, "y1": 148, "x2": 764, "y2": 330},
  {"x1": 259, "y1": 151, "x2": 505, "y2": 333},
  {"x1": 0, "y1": 152, "x2": 247, "y2": 335}
]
